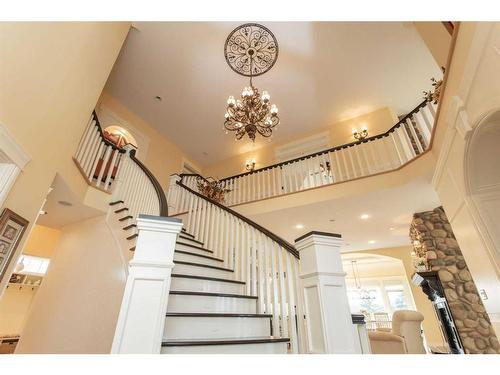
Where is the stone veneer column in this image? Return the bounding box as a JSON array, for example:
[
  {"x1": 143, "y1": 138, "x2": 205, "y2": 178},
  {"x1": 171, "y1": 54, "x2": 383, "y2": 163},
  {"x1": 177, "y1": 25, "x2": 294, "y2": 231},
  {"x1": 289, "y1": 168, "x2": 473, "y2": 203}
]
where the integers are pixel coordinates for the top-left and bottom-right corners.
[{"x1": 410, "y1": 207, "x2": 499, "y2": 354}]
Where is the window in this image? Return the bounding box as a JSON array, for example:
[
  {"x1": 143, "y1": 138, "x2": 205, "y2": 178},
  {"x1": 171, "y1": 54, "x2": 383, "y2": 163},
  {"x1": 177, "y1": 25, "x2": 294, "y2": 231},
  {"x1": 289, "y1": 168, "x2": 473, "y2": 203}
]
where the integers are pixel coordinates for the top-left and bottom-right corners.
[
  {"x1": 385, "y1": 284, "x2": 410, "y2": 311},
  {"x1": 16, "y1": 255, "x2": 50, "y2": 275},
  {"x1": 347, "y1": 287, "x2": 385, "y2": 314}
]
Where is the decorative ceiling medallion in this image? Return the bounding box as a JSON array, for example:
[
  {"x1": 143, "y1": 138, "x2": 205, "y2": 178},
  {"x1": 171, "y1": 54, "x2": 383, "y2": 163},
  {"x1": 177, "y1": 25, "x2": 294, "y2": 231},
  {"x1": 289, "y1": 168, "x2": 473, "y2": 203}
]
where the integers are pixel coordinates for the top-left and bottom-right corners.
[
  {"x1": 223, "y1": 23, "x2": 281, "y2": 142},
  {"x1": 224, "y1": 23, "x2": 279, "y2": 77}
]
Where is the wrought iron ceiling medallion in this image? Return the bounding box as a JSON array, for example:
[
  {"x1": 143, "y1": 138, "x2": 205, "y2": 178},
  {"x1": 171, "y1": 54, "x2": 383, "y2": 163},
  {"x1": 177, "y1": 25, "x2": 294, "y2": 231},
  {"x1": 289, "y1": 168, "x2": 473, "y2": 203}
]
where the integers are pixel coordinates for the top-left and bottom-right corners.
[
  {"x1": 224, "y1": 23, "x2": 279, "y2": 77},
  {"x1": 223, "y1": 23, "x2": 280, "y2": 142}
]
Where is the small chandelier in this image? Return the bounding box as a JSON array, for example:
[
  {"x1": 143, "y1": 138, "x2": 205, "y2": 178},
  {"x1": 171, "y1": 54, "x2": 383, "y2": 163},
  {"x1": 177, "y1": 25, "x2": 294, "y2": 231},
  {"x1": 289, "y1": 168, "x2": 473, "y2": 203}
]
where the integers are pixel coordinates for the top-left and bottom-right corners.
[
  {"x1": 352, "y1": 126, "x2": 368, "y2": 142},
  {"x1": 224, "y1": 23, "x2": 280, "y2": 142}
]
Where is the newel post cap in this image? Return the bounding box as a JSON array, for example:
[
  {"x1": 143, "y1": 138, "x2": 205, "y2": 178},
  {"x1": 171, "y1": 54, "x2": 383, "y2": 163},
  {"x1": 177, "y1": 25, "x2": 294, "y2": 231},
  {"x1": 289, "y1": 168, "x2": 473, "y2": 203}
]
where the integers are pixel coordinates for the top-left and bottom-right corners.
[
  {"x1": 137, "y1": 214, "x2": 183, "y2": 234},
  {"x1": 294, "y1": 231, "x2": 343, "y2": 251},
  {"x1": 169, "y1": 174, "x2": 182, "y2": 183}
]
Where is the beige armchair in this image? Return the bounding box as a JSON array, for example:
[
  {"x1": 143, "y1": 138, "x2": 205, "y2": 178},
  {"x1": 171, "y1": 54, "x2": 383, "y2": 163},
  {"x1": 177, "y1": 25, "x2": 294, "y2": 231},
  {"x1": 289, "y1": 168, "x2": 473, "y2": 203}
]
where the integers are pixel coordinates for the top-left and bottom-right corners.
[{"x1": 368, "y1": 310, "x2": 426, "y2": 354}]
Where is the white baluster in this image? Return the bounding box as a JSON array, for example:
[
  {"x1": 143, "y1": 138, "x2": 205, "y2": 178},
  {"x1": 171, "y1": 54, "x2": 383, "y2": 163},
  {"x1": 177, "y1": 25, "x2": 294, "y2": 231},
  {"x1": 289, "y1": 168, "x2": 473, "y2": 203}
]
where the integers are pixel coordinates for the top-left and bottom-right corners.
[
  {"x1": 76, "y1": 120, "x2": 96, "y2": 164},
  {"x1": 285, "y1": 251, "x2": 299, "y2": 353},
  {"x1": 75, "y1": 116, "x2": 95, "y2": 160},
  {"x1": 413, "y1": 112, "x2": 431, "y2": 148},
  {"x1": 103, "y1": 148, "x2": 119, "y2": 191},
  {"x1": 406, "y1": 118, "x2": 424, "y2": 154}
]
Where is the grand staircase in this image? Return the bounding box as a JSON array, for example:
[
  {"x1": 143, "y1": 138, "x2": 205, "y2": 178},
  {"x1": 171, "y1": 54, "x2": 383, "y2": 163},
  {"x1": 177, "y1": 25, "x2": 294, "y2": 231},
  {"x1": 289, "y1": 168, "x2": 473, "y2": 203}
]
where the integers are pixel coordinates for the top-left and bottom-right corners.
[
  {"x1": 74, "y1": 108, "x2": 401, "y2": 354},
  {"x1": 162, "y1": 227, "x2": 290, "y2": 354}
]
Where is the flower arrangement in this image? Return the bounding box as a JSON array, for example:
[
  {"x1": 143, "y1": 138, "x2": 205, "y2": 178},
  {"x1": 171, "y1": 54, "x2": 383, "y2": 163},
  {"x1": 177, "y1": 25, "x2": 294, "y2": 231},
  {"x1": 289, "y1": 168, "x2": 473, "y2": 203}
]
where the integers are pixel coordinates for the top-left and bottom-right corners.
[
  {"x1": 196, "y1": 177, "x2": 232, "y2": 204},
  {"x1": 423, "y1": 67, "x2": 445, "y2": 104}
]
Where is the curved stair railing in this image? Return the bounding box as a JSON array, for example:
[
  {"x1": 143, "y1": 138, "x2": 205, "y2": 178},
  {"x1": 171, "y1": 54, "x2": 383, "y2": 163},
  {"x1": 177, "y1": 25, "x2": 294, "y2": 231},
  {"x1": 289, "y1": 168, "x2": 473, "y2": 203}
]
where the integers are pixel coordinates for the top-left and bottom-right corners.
[
  {"x1": 170, "y1": 177, "x2": 306, "y2": 353},
  {"x1": 74, "y1": 111, "x2": 168, "y2": 219},
  {"x1": 74, "y1": 111, "x2": 126, "y2": 193},
  {"x1": 184, "y1": 100, "x2": 436, "y2": 207}
]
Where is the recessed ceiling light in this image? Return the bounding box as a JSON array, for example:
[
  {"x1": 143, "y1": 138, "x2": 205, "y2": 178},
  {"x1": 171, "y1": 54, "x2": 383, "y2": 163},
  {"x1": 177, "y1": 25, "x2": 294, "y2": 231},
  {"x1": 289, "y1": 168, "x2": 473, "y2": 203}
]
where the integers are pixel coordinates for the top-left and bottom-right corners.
[
  {"x1": 360, "y1": 214, "x2": 370, "y2": 220},
  {"x1": 389, "y1": 227, "x2": 395, "y2": 231},
  {"x1": 295, "y1": 224, "x2": 304, "y2": 229},
  {"x1": 368, "y1": 240, "x2": 376, "y2": 244},
  {"x1": 57, "y1": 200, "x2": 73, "y2": 207},
  {"x1": 39, "y1": 210, "x2": 47, "y2": 215},
  {"x1": 154, "y1": 95, "x2": 162, "y2": 101}
]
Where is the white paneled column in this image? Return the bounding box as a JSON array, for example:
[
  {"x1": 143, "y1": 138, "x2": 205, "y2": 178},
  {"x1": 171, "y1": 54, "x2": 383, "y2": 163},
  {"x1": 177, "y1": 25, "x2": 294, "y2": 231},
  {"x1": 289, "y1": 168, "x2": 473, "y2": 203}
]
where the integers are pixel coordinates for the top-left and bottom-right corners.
[
  {"x1": 295, "y1": 231, "x2": 358, "y2": 354},
  {"x1": 111, "y1": 215, "x2": 183, "y2": 354}
]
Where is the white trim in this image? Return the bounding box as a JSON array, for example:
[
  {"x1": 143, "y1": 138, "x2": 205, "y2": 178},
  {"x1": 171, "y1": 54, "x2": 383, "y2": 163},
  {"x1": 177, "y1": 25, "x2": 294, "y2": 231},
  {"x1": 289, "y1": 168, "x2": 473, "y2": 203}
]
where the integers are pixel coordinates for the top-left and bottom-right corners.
[
  {"x1": 455, "y1": 110, "x2": 473, "y2": 140},
  {"x1": 0, "y1": 122, "x2": 31, "y2": 169},
  {"x1": 457, "y1": 23, "x2": 494, "y2": 103},
  {"x1": 0, "y1": 167, "x2": 20, "y2": 209}
]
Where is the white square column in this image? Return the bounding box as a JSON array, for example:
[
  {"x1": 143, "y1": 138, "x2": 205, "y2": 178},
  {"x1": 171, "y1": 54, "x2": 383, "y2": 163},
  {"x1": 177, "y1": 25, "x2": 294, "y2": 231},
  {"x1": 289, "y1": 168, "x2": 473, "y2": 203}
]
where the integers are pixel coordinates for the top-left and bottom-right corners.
[
  {"x1": 295, "y1": 231, "x2": 358, "y2": 354},
  {"x1": 111, "y1": 215, "x2": 183, "y2": 353}
]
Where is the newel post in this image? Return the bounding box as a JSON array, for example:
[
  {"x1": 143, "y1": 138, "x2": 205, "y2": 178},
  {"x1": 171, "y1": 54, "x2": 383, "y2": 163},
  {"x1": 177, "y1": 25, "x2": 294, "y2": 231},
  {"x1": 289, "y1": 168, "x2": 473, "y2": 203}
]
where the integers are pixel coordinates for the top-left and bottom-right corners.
[
  {"x1": 295, "y1": 231, "x2": 360, "y2": 354},
  {"x1": 111, "y1": 215, "x2": 183, "y2": 353}
]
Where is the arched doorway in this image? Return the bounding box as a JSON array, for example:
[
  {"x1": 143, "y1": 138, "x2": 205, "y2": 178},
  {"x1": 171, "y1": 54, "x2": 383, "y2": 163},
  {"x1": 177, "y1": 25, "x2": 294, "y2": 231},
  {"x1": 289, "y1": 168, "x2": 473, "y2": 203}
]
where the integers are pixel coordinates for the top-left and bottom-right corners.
[
  {"x1": 103, "y1": 125, "x2": 138, "y2": 149},
  {"x1": 465, "y1": 109, "x2": 500, "y2": 274}
]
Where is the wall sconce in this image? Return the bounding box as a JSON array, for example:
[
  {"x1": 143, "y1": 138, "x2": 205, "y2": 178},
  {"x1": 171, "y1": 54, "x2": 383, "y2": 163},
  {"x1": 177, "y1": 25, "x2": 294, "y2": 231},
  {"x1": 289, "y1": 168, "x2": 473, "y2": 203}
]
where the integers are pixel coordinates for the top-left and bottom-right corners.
[
  {"x1": 352, "y1": 126, "x2": 368, "y2": 141},
  {"x1": 245, "y1": 158, "x2": 256, "y2": 171}
]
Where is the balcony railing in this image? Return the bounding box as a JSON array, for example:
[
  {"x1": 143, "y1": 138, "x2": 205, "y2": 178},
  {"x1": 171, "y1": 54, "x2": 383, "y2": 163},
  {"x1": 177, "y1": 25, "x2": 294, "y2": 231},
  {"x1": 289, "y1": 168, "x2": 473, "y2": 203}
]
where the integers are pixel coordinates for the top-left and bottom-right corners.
[{"x1": 175, "y1": 100, "x2": 437, "y2": 209}]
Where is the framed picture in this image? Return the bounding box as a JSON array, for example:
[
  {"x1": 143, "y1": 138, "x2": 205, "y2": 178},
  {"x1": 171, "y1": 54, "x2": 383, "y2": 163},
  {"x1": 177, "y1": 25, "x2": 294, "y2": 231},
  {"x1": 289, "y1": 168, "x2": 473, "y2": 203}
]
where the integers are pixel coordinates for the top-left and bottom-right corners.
[{"x1": 0, "y1": 208, "x2": 29, "y2": 284}]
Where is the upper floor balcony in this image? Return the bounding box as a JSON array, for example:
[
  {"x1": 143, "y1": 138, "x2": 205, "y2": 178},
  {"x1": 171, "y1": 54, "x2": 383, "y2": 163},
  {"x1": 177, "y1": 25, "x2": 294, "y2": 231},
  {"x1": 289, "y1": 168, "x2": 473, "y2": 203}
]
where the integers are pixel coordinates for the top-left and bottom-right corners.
[{"x1": 171, "y1": 98, "x2": 438, "y2": 214}]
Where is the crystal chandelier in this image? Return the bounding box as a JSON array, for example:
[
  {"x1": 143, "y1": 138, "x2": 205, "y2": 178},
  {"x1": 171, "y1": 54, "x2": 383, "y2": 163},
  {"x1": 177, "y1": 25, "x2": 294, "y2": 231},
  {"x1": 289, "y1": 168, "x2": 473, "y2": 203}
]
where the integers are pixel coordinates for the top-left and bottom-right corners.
[{"x1": 223, "y1": 23, "x2": 280, "y2": 142}]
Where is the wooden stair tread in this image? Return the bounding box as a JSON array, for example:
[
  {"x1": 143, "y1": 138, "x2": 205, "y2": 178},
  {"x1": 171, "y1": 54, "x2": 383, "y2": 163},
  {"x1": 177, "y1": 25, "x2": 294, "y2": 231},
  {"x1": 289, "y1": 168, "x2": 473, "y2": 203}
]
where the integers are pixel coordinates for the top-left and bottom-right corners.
[
  {"x1": 126, "y1": 233, "x2": 138, "y2": 240},
  {"x1": 119, "y1": 215, "x2": 133, "y2": 221},
  {"x1": 114, "y1": 207, "x2": 129, "y2": 213},
  {"x1": 179, "y1": 234, "x2": 204, "y2": 245},
  {"x1": 173, "y1": 260, "x2": 233, "y2": 272},
  {"x1": 169, "y1": 291, "x2": 257, "y2": 299},
  {"x1": 176, "y1": 241, "x2": 213, "y2": 253},
  {"x1": 109, "y1": 200, "x2": 124, "y2": 206},
  {"x1": 123, "y1": 224, "x2": 137, "y2": 230},
  {"x1": 175, "y1": 249, "x2": 222, "y2": 262},
  {"x1": 166, "y1": 312, "x2": 272, "y2": 318},
  {"x1": 170, "y1": 274, "x2": 245, "y2": 285},
  {"x1": 180, "y1": 229, "x2": 195, "y2": 238},
  {"x1": 162, "y1": 337, "x2": 289, "y2": 347}
]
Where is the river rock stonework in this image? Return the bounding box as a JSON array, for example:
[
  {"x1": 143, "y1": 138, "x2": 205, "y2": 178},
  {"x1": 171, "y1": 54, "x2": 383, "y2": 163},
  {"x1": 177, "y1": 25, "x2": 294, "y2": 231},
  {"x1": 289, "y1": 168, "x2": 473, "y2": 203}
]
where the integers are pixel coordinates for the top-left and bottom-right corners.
[{"x1": 410, "y1": 207, "x2": 500, "y2": 354}]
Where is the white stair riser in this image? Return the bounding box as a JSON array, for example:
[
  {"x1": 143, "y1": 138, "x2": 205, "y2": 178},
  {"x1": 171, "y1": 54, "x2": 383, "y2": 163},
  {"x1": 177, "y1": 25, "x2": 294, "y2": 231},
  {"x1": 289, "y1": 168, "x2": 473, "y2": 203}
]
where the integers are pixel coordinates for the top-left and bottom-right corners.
[
  {"x1": 175, "y1": 242, "x2": 213, "y2": 256},
  {"x1": 167, "y1": 294, "x2": 257, "y2": 314},
  {"x1": 161, "y1": 342, "x2": 288, "y2": 354},
  {"x1": 164, "y1": 316, "x2": 271, "y2": 340},
  {"x1": 174, "y1": 251, "x2": 222, "y2": 267},
  {"x1": 173, "y1": 263, "x2": 234, "y2": 279},
  {"x1": 170, "y1": 277, "x2": 245, "y2": 294},
  {"x1": 177, "y1": 237, "x2": 204, "y2": 247}
]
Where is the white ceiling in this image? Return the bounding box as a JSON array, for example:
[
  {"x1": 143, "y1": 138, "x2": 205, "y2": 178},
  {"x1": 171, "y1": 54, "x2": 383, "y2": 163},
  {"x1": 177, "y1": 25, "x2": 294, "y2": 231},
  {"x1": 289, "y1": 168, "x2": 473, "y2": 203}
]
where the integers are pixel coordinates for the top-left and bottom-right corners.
[
  {"x1": 37, "y1": 174, "x2": 103, "y2": 229},
  {"x1": 245, "y1": 177, "x2": 440, "y2": 252},
  {"x1": 105, "y1": 22, "x2": 441, "y2": 165}
]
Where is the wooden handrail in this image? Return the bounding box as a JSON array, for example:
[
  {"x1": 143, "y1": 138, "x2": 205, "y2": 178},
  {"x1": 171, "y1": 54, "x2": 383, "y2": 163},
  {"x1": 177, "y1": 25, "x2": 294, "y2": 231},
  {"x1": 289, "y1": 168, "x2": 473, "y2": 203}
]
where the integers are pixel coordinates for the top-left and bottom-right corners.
[
  {"x1": 129, "y1": 150, "x2": 169, "y2": 217},
  {"x1": 219, "y1": 100, "x2": 428, "y2": 182},
  {"x1": 176, "y1": 181, "x2": 299, "y2": 259}
]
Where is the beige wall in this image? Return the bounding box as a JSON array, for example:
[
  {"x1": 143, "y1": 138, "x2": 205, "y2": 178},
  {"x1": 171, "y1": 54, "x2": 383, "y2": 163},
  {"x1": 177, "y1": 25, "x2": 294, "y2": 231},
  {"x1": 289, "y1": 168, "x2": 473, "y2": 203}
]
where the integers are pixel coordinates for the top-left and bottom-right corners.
[
  {"x1": 16, "y1": 215, "x2": 127, "y2": 353},
  {"x1": 97, "y1": 92, "x2": 201, "y2": 192},
  {"x1": 429, "y1": 22, "x2": 500, "y2": 335},
  {"x1": 204, "y1": 106, "x2": 398, "y2": 179},
  {"x1": 22, "y1": 225, "x2": 61, "y2": 259},
  {"x1": 0, "y1": 22, "x2": 130, "y2": 294},
  {"x1": 413, "y1": 22, "x2": 452, "y2": 68},
  {"x1": 0, "y1": 286, "x2": 37, "y2": 335},
  {"x1": 352, "y1": 246, "x2": 444, "y2": 347}
]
